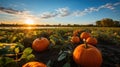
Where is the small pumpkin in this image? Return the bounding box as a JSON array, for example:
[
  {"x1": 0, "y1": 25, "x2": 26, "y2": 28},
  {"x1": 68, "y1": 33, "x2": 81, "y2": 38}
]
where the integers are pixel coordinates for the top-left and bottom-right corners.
[
  {"x1": 73, "y1": 44, "x2": 102, "y2": 67},
  {"x1": 80, "y1": 32, "x2": 91, "y2": 39},
  {"x1": 22, "y1": 61, "x2": 47, "y2": 67},
  {"x1": 73, "y1": 30, "x2": 81, "y2": 36},
  {"x1": 32, "y1": 37, "x2": 50, "y2": 52},
  {"x1": 86, "y1": 37, "x2": 98, "y2": 45},
  {"x1": 71, "y1": 36, "x2": 80, "y2": 44}
]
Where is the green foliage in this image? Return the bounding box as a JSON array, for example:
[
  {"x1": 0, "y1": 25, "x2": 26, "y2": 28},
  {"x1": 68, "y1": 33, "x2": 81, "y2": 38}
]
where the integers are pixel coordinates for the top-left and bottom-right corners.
[
  {"x1": 58, "y1": 52, "x2": 67, "y2": 61},
  {"x1": 95, "y1": 18, "x2": 120, "y2": 27},
  {"x1": 20, "y1": 47, "x2": 34, "y2": 60},
  {"x1": 0, "y1": 57, "x2": 14, "y2": 67},
  {"x1": 0, "y1": 27, "x2": 120, "y2": 67},
  {"x1": 63, "y1": 62, "x2": 70, "y2": 67}
]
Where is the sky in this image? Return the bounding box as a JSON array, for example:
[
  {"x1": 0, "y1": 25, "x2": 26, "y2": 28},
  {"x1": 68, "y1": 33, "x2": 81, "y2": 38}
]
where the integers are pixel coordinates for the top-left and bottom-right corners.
[{"x1": 0, "y1": 0, "x2": 120, "y2": 25}]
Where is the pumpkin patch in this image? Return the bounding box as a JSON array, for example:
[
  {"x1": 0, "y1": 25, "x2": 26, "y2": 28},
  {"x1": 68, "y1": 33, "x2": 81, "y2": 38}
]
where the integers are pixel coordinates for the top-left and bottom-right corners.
[{"x1": 0, "y1": 28, "x2": 120, "y2": 67}]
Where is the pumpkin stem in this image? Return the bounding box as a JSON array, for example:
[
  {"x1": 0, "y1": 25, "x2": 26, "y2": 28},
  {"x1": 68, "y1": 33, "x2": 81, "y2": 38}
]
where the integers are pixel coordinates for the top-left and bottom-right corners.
[{"x1": 83, "y1": 39, "x2": 88, "y2": 49}]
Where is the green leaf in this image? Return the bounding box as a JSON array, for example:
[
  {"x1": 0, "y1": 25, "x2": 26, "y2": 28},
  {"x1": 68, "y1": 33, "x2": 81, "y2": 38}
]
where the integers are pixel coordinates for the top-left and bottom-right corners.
[
  {"x1": 4, "y1": 57, "x2": 14, "y2": 65},
  {"x1": 23, "y1": 47, "x2": 32, "y2": 55},
  {"x1": 63, "y1": 62, "x2": 70, "y2": 67},
  {"x1": 27, "y1": 54, "x2": 35, "y2": 60},
  {"x1": 16, "y1": 43, "x2": 24, "y2": 51},
  {"x1": 46, "y1": 60, "x2": 51, "y2": 67},
  {"x1": 14, "y1": 47, "x2": 20, "y2": 54},
  {"x1": 50, "y1": 39, "x2": 56, "y2": 45},
  {"x1": 10, "y1": 36, "x2": 17, "y2": 43},
  {"x1": 0, "y1": 57, "x2": 14, "y2": 66},
  {"x1": 20, "y1": 47, "x2": 33, "y2": 60},
  {"x1": 0, "y1": 57, "x2": 4, "y2": 66},
  {"x1": 58, "y1": 50, "x2": 63, "y2": 55},
  {"x1": 58, "y1": 53, "x2": 67, "y2": 61}
]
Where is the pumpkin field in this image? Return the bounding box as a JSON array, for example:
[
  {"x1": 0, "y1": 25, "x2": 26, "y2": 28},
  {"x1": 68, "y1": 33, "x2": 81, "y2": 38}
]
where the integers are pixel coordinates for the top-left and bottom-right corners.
[{"x1": 0, "y1": 27, "x2": 120, "y2": 67}]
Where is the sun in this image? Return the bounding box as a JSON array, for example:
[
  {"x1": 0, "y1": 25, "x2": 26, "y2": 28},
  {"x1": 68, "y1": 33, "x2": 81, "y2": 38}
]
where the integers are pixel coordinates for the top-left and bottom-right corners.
[{"x1": 25, "y1": 18, "x2": 34, "y2": 25}]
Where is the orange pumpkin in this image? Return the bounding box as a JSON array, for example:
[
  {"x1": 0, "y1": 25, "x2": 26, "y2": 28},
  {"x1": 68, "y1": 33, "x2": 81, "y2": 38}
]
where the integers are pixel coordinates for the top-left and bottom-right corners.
[
  {"x1": 80, "y1": 32, "x2": 91, "y2": 39},
  {"x1": 32, "y1": 37, "x2": 50, "y2": 52},
  {"x1": 71, "y1": 36, "x2": 80, "y2": 44},
  {"x1": 22, "y1": 61, "x2": 47, "y2": 67},
  {"x1": 73, "y1": 30, "x2": 81, "y2": 36},
  {"x1": 86, "y1": 37, "x2": 98, "y2": 45},
  {"x1": 73, "y1": 44, "x2": 102, "y2": 67}
]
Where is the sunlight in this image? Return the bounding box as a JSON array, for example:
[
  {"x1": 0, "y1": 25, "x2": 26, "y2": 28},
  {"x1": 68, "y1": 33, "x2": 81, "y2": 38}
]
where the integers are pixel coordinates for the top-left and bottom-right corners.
[{"x1": 25, "y1": 18, "x2": 34, "y2": 25}]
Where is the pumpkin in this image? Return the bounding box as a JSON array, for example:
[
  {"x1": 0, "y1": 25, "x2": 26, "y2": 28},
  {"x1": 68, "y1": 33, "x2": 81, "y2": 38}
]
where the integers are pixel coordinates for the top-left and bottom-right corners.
[
  {"x1": 32, "y1": 37, "x2": 50, "y2": 52},
  {"x1": 71, "y1": 36, "x2": 80, "y2": 44},
  {"x1": 22, "y1": 61, "x2": 47, "y2": 67},
  {"x1": 86, "y1": 37, "x2": 98, "y2": 45},
  {"x1": 73, "y1": 44, "x2": 102, "y2": 67},
  {"x1": 73, "y1": 30, "x2": 81, "y2": 36},
  {"x1": 80, "y1": 32, "x2": 91, "y2": 39}
]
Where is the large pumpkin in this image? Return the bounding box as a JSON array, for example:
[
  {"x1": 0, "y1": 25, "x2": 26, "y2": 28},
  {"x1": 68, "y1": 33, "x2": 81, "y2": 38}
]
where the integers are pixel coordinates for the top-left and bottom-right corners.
[
  {"x1": 71, "y1": 36, "x2": 80, "y2": 44},
  {"x1": 22, "y1": 61, "x2": 47, "y2": 67},
  {"x1": 73, "y1": 44, "x2": 102, "y2": 67},
  {"x1": 32, "y1": 37, "x2": 50, "y2": 52},
  {"x1": 86, "y1": 37, "x2": 98, "y2": 45},
  {"x1": 80, "y1": 32, "x2": 91, "y2": 39}
]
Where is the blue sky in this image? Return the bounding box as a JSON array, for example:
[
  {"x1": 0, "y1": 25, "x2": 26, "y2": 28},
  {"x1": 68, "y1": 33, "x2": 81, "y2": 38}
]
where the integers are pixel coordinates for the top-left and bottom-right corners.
[{"x1": 0, "y1": 0, "x2": 120, "y2": 25}]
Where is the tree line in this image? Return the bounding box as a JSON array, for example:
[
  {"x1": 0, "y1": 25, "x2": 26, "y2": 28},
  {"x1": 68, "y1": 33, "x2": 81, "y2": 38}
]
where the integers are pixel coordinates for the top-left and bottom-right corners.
[
  {"x1": 0, "y1": 18, "x2": 120, "y2": 27},
  {"x1": 96, "y1": 18, "x2": 120, "y2": 27}
]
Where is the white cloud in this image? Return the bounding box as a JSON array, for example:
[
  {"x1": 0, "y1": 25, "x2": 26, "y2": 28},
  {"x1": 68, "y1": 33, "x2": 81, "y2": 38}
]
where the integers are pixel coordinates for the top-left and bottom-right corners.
[
  {"x1": 73, "y1": 2, "x2": 120, "y2": 17},
  {"x1": 56, "y1": 7, "x2": 70, "y2": 17},
  {"x1": 39, "y1": 2, "x2": 120, "y2": 18},
  {"x1": 0, "y1": 1, "x2": 120, "y2": 20},
  {"x1": 40, "y1": 12, "x2": 57, "y2": 19},
  {"x1": 73, "y1": 10, "x2": 86, "y2": 16},
  {"x1": 99, "y1": 3, "x2": 114, "y2": 10},
  {"x1": 39, "y1": 7, "x2": 70, "y2": 19},
  {"x1": 113, "y1": 2, "x2": 120, "y2": 6}
]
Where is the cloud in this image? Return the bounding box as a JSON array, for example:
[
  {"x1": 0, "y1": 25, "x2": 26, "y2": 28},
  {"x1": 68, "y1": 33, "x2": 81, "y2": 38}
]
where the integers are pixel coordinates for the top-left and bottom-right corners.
[
  {"x1": 0, "y1": 6, "x2": 23, "y2": 14},
  {"x1": 0, "y1": 6, "x2": 39, "y2": 20},
  {"x1": 40, "y1": 7, "x2": 70, "y2": 19},
  {"x1": 56, "y1": 7, "x2": 70, "y2": 17},
  {"x1": 0, "y1": 1, "x2": 120, "y2": 20},
  {"x1": 40, "y1": 12, "x2": 57, "y2": 19},
  {"x1": 73, "y1": 2, "x2": 120, "y2": 16},
  {"x1": 113, "y1": 2, "x2": 120, "y2": 6},
  {"x1": 99, "y1": 3, "x2": 114, "y2": 10},
  {"x1": 40, "y1": 2, "x2": 120, "y2": 18}
]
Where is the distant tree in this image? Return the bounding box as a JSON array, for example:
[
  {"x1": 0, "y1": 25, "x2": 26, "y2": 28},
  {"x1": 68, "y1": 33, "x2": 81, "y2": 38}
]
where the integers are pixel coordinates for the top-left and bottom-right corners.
[
  {"x1": 67, "y1": 24, "x2": 71, "y2": 27},
  {"x1": 113, "y1": 21, "x2": 120, "y2": 27},
  {"x1": 95, "y1": 18, "x2": 119, "y2": 27},
  {"x1": 101, "y1": 18, "x2": 114, "y2": 27},
  {"x1": 73, "y1": 24, "x2": 80, "y2": 27},
  {"x1": 96, "y1": 21, "x2": 101, "y2": 26}
]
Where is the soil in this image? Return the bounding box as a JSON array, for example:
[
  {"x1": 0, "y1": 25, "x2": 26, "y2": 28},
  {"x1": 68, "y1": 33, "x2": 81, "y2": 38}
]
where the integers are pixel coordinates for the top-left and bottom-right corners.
[{"x1": 33, "y1": 42, "x2": 120, "y2": 67}]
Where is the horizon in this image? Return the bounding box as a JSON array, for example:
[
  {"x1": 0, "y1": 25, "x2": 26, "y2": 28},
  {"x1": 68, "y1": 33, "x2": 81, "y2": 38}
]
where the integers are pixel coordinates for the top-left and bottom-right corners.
[{"x1": 0, "y1": 0, "x2": 120, "y2": 25}]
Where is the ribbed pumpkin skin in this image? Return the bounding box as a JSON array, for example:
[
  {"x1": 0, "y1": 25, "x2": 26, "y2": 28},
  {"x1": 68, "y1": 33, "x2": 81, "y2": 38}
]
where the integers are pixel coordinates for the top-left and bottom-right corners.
[
  {"x1": 86, "y1": 37, "x2": 98, "y2": 45},
  {"x1": 71, "y1": 36, "x2": 80, "y2": 43},
  {"x1": 73, "y1": 44, "x2": 102, "y2": 67},
  {"x1": 80, "y1": 32, "x2": 91, "y2": 39},
  {"x1": 32, "y1": 37, "x2": 50, "y2": 52},
  {"x1": 22, "y1": 61, "x2": 47, "y2": 67}
]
